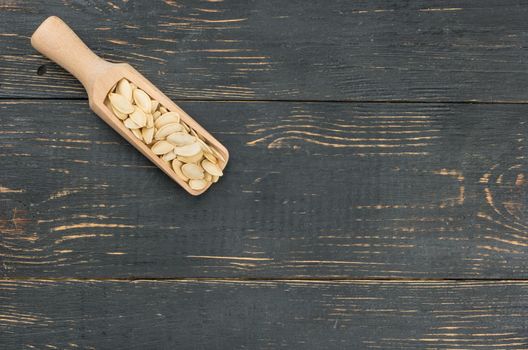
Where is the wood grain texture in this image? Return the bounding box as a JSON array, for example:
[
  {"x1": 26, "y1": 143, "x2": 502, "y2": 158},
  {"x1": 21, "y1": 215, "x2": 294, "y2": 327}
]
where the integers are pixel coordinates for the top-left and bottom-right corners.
[
  {"x1": 1, "y1": 279, "x2": 528, "y2": 349},
  {"x1": 1, "y1": 100, "x2": 526, "y2": 278},
  {"x1": 2, "y1": 0, "x2": 528, "y2": 101},
  {"x1": 2, "y1": 1, "x2": 528, "y2": 347}
]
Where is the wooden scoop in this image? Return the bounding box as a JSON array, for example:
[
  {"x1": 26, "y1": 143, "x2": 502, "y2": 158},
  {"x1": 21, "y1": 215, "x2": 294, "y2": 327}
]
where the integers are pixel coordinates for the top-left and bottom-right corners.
[{"x1": 31, "y1": 16, "x2": 229, "y2": 196}]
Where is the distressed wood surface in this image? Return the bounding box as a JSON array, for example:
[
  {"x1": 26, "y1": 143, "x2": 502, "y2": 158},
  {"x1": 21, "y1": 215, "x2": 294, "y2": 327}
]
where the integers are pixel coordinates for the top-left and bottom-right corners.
[
  {"x1": 1, "y1": 279, "x2": 528, "y2": 349},
  {"x1": 2, "y1": 0, "x2": 528, "y2": 101},
  {"x1": 2, "y1": 1, "x2": 528, "y2": 348},
  {"x1": 1, "y1": 100, "x2": 526, "y2": 278}
]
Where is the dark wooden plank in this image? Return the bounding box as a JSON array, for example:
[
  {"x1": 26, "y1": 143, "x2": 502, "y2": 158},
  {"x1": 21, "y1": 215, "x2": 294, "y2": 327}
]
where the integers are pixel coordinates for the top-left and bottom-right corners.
[
  {"x1": 1, "y1": 279, "x2": 527, "y2": 349},
  {"x1": 2, "y1": 0, "x2": 528, "y2": 101},
  {"x1": 0, "y1": 100, "x2": 526, "y2": 278}
]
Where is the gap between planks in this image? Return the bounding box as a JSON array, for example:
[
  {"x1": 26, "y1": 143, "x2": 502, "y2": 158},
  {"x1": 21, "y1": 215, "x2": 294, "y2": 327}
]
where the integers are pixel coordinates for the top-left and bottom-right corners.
[{"x1": 2, "y1": 277, "x2": 528, "y2": 283}]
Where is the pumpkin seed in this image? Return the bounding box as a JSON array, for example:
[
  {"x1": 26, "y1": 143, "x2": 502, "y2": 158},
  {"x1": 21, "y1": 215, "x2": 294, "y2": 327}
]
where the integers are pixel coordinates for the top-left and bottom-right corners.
[
  {"x1": 211, "y1": 147, "x2": 226, "y2": 163},
  {"x1": 181, "y1": 122, "x2": 191, "y2": 133},
  {"x1": 166, "y1": 132, "x2": 196, "y2": 146},
  {"x1": 142, "y1": 127, "x2": 155, "y2": 144},
  {"x1": 155, "y1": 112, "x2": 180, "y2": 128},
  {"x1": 189, "y1": 179, "x2": 207, "y2": 190},
  {"x1": 155, "y1": 123, "x2": 183, "y2": 140},
  {"x1": 162, "y1": 151, "x2": 177, "y2": 161},
  {"x1": 151, "y1": 140, "x2": 174, "y2": 155},
  {"x1": 129, "y1": 107, "x2": 147, "y2": 127},
  {"x1": 181, "y1": 163, "x2": 204, "y2": 180},
  {"x1": 146, "y1": 113, "x2": 154, "y2": 128},
  {"x1": 173, "y1": 142, "x2": 201, "y2": 157},
  {"x1": 177, "y1": 151, "x2": 203, "y2": 164},
  {"x1": 112, "y1": 105, "x2": 128, "y2": 120},
  {"x1": 197, "y1": 138, "x2": 213, "y2": 154},
  {"x1": 150, "y1": 100, "x2": 159, "y2": 114},
  {"x1": 190, "y1": 128, "x2": 199, "y2": 138},
  {"x1": 202, "y1": 159, "x2": 223, "y2": 176},
  {"x1": 116, "y1": 79, "x2": 133, "y2": 102},
  {"x1": 171, "y1": 160, "x2": 189, "y2": 181},
  {"x1": 109, "y1": 93, "x2": 134, "y2": 114},
  {"x1": 133, "y1": 88, "x2": 151, "y2": 113},
  {"x1": 131, "y1": 128, "x2": 143, "y2": 140},
  {"x1": 106, "y1": 98, "x2": 128, "y2": 120},
  {"x1": 204, "y1": 152, "x2": 217, "y2": 163},
  {"x1": 124, "y1": 118, "x2": 141, "y2": 129}
]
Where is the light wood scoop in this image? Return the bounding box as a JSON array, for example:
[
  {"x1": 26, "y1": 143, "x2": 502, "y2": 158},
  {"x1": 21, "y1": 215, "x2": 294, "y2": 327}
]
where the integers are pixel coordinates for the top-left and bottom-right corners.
[{"x1": 31, "y1": 16, "x2": 229, "y2": 196}]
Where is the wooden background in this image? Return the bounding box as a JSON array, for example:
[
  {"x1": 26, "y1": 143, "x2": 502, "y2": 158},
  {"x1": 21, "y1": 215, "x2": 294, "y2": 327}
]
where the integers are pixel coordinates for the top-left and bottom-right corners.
[{"x1": 1, "y1": 0, "x2": 528, "y2": 348}]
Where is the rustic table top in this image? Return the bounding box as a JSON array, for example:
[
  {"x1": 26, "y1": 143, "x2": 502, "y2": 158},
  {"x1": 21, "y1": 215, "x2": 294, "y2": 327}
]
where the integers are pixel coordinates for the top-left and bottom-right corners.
[{"x1": 1, "y1": 1, "x2": 528, "y2": 349}]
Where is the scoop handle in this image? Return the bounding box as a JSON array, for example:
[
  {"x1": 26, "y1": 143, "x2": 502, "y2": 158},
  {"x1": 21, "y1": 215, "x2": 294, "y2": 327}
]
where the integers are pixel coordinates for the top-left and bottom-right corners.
[{"x1": 31, "y1": 16, "x2": 113, "y2": 94}]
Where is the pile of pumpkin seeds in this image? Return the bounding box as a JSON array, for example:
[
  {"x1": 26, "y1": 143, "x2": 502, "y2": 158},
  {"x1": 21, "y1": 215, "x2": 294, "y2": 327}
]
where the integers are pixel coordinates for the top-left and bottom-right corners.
[{"x1": 105, "y1": 78, "x2": 224, "y2": 191}]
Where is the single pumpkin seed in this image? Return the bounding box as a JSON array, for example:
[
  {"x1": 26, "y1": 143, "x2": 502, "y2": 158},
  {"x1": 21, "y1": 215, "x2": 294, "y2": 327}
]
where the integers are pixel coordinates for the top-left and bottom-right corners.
[
  {"x1": 171, "y1": 160, "x2": 189, "y2": 181},
  {"x1": 112, "y1": 105, "x2": 128, "y2": 120},
  {"x1": 124, "y1": 118, "x2": 141, "y2": 129},
  {"x1": 181, "y1": 163, "x2": 204, "y2": 180},
  {"x1": 109, "y1": 93, "x2": 134, "y2": 114},
  {"x1": 181, "y1": 122, "x2": 190, "y2": 133},
  {"x1": 202, "y1": 159, "x2": 223, "y2": 176},
  {"x1": 204, "y1": 152, "x2": 217, "y2": 164},
  {"x1": 133, "y1": 88, "x2": 152, "y2": 113},
  {"x1": 105, "y1": 99, "x2": 127, "y2": 120},
  {"x1": 190, "y1": 128, "x2": 199, "y2": 138},
  {"x1": 177, "y1": 151, "x2": 203, "y2": 164},
  {"x1": 173, "y1": 142, "x2": 202, "y2": 157},
  {"x1": 146, "y1": 113, "x2": 154, "y2": 128},
  {"x1": 162, "y1": 151, "x2": 177, "y2": 161},
  {"x1": 130, "y1": 107, "x2": 147, "y2": 127},
  {"x1": 155, "y1": 123, "x2": 183, "y2": 140},
  {"x1": 179, "y1": 126, "x2": 190, "y2": 135},
  {"x1": 116, "y1": 79, "x2": 133, "y2": 102},
  {"x1": 131, "y1": 128, "x2": 143, "y2": 140},
  {"x1": 151, "y1": 140, "x2": 174, "y2": 155},
  {"x1": 211, "y1": 147, "x2": 226, "y2": 163},
  {"x1": 197, "y1": 138, "x2": 213, "y2": 154},
  {"x1": 166, "y1": 132, "x2": 196, "y2": 146},
  {"x1": 155, "y1": 112, "x2": 180, "y2": 128},
  {"x1": 189, "y1": 179, "x2": 207, "y2": 191},
  {"x1": 191, "y1": 128, "x2": 205, "y2": 142},
  {"x1": 150, "y1": 100, "x2": 159, "y2": 114},
  {"x1": 142, "y1": 127, "x2": 155, "y2": 144}
]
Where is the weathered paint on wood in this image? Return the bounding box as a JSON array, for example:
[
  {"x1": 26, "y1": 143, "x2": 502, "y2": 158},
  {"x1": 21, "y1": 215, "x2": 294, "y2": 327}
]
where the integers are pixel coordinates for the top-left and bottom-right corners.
[
  {"x1": 1, "y1": 100, "x2": 526, "y2": 278},
  {"x1": 2, "y1": 0, "x2": 528, "y2": 101},
  {"x1": 1, "y1": 279, "x2": 527, "y2": 349},
  {"x1": 2, "y1": 1, "x2": 528, "y2": 348}
]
